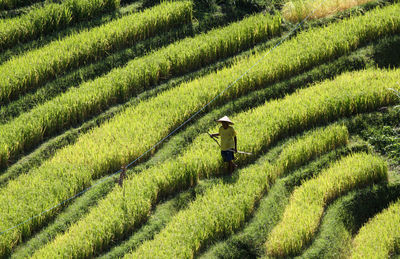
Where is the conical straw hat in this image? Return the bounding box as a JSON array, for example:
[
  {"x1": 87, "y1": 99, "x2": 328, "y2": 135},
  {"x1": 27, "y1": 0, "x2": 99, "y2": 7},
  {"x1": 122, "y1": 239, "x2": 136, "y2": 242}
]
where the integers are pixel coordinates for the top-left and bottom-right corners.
[{"x1": 216, "y1": 116, "x2": 234, "y2": 124}]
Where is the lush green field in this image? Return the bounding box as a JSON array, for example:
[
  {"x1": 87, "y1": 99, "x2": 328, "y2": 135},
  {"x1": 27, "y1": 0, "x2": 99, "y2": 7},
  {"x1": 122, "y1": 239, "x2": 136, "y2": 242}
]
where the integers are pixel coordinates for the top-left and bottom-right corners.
[
  {"x1": 0, "y1": 0, "x2": 193, "y2": 104},
  {"x1": 0, "y1": 0, "x2": 399, "y2": 258},
  {"x1": 0, "y1": 0, "x2": 120, "y2": 51}
]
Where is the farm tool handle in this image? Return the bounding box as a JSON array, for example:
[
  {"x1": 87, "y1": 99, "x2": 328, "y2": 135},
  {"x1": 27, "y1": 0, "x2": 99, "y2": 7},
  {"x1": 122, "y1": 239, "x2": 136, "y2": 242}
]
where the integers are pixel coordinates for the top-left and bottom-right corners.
[
  {"x1": 207, "y1": 132, "x2": 221, "y2": 147},
  {"x1": 232, "y1": 149, "x2": 252, "y2": 155}
]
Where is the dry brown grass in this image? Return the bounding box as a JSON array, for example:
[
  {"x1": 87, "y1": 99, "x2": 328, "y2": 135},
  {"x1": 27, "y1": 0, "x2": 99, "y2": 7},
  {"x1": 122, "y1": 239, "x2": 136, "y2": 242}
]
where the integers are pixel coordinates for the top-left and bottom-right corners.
[{"x1": 282, "y1": 0, "x2": 376, "y2": 22}]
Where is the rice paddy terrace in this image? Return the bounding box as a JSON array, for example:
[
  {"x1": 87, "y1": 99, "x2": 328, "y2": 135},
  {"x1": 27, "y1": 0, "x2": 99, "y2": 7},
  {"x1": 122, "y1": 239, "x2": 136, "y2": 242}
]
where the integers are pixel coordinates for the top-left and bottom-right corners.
[{"x1": 0, "y1": 0, "x2": 399, "y2": 258}]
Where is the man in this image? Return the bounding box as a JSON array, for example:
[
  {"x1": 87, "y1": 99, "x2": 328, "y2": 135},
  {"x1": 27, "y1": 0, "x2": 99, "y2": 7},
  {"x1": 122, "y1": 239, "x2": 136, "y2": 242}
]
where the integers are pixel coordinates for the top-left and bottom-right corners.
[{"x1": 210, "y1": 116, "x2": 238, "y2": 174}]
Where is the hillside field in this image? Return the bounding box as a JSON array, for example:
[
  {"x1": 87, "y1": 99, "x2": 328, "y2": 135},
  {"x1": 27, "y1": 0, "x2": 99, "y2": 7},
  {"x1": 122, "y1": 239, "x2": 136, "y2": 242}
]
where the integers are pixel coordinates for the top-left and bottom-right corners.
[{"x1": 0, "y1": 0, "x2": 399, "y2": 258}]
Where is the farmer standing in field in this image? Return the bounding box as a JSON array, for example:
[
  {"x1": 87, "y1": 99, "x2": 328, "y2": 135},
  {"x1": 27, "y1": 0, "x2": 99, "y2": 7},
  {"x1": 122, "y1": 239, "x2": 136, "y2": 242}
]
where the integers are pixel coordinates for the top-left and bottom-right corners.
[{"x1": 210, "y1": 116, "x2": 238, "y2": 174}]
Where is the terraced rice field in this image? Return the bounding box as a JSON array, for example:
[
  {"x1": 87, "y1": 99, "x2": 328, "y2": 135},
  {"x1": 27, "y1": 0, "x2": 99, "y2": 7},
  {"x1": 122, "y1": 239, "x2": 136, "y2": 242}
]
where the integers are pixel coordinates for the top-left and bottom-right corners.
[{"x1": 0, "y1": 0, "x2": 399, "y2": 258}]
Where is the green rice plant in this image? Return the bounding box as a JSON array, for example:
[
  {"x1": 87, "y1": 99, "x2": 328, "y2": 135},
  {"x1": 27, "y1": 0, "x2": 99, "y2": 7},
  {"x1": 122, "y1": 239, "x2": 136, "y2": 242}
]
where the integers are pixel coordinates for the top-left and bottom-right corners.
[
  {"x1": 98, "y1": 190, "x2": 194, "y2": 259},
  {"x1": 1, "y1": 2, "x2": 399, "y2": 169},
  {"x1": 0, "y1": 0, "x2": 120, "y2": 51},
  {"x1": 300, "y1": 183, "x2": 400, "y2": 259},
  {"x1": 282, "y1": 0, "x2": 377, "y2": 22},
  {"x1": 265, "y1": 153, "x2": 387, "y2": 257},
  {"x1": 199, "y1": 141, "x2": 370, "y2": 258},
  {"x1": 9, "y1": 175, "x2": 116, "y2": 259},
  {"x1": 0, "y1": 0, "x2": 40, "y2": 10},
  {"x1": 350, "y1": 197, "x2": 400, "y2": 258},
  {"x1": 127, "y1": 125, "x2": 349, "y2": 258},
  {"x1": 389, "y1": 85, "x2": 400, "y2": 109},
  {"x1": 0, "y1": 0, "x2": 193, "y2": 104},
  {"x1": 1, "y1": 5, "x2": 400, "y2": 251},
  {"x1": 18, "y1": 46, "x2": 368, "y2": 258},
  {"x1": 0, "y1": 12, "x2": 281, "y2": 169},
  {"x1": 27, "y1": 68, "x2": 399, "y2": 258},
  {"x1": 273, "y1": 124, "x2": 349, "y2": 175}
]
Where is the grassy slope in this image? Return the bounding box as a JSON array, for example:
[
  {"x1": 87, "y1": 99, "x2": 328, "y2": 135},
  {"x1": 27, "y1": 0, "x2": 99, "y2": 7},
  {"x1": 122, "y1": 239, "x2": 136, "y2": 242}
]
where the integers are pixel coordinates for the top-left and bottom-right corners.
[
  {"x1": 299, "y1": 181, "x2": 400, "y2": 258},
  {"x1": 200, "y1": 108, "x2": 400, "y2": 259},
  {"x1": 2, "y1": 2, "x2": 279, "y2": 255},
  {"x1": 5, "y1": 28, "x2": 395, "y2": 186},
  {"x1": 0, "y1": 0, "x2": 264, "y2": 125},
  {"x1": 27, "y1": 67, "x2": 400, "y2": 258},
  {"x1": 3, "y1": 41, "x2": 378, "y2": 256},
  {"x1": 6, "y1": 41, "x2": 380, "y2": 256},
  {"x1": 1, "y1": 0, "x2": 399, "y2": 258},
  {"x1": 6, "y1": 44, "x2": 278, "y2": 256},
  {"x1": 0, "y1": 1, "x2": 143, "y2": 65},
  {"x1": 2, "y1": 0, "x2": 397, "y2": 170},
  {"x1": 199, "y1": 139, "x2": 370, "y2": 258},
  {"x1": 128, "y1": 124, "x2": 350, "y2": 258}
]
